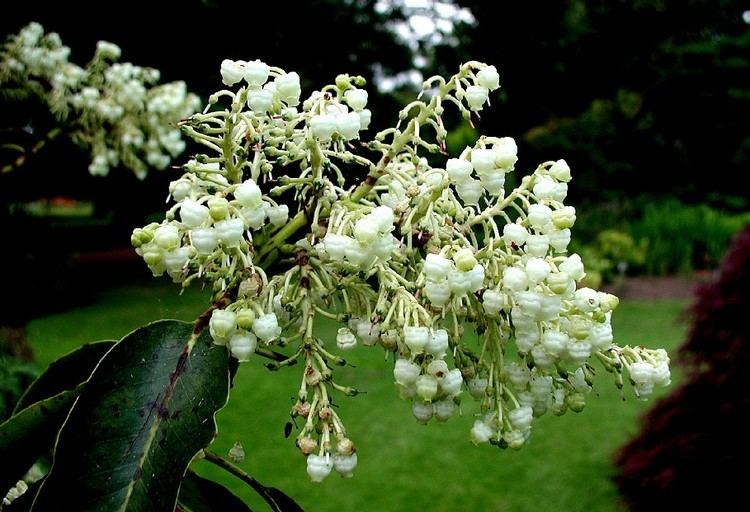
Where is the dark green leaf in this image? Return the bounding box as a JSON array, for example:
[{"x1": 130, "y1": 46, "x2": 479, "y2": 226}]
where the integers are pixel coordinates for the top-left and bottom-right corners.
[
  {"x1": 177, "y1": 470, "x2": 251, "y2": 512},
  {"x1": 0, "y1": 388, "x2": 79, "y2": 494},
  {"x1": 261, "y1": 487, "x2": 304, "y2": 512},
  {"x1": 31, "y1": 320, "x2": 230, "y2": 512},
  {"x1": 14, "y1": 341, "x2": 115, "y2": 413}
]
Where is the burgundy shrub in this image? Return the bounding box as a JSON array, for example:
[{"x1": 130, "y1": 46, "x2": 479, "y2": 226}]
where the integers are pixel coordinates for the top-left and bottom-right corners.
[{"x1": 614, "y1": 226, "x2": 750, "y2": 510}]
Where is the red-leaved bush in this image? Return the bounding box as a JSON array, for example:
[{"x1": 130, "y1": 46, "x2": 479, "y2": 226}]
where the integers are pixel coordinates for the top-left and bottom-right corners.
[{"x1": 615, "y1": 226, "x2": 750, "y2": 510}]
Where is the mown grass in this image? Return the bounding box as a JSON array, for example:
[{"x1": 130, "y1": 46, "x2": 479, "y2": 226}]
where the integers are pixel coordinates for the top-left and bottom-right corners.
[{"x1": 27, "y1": 281, "x2": 689, "y2": 512}]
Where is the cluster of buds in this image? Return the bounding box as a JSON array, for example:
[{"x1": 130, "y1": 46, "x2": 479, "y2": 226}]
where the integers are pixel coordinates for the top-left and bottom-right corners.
[
  {"x1": 0, "y1": 22, "x2": 200, "y2": 178},
  {"x1": 133, "y1": 57, "x2": 671, "y2": 481}
]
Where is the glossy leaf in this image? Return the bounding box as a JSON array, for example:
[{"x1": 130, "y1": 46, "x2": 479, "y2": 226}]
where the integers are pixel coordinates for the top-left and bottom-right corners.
[
  {"x1": 0, "y1": 388, "x2": 79, "y2": 494},
  {"x1": 31, "y1": 320, "x2": 230, "y2": 512},
  {"x1": 14, "y1": 341, "x2": 115, "y2": 413},
  {"x1": 177, "y1": 470, "x2": 251, "y2": 512}
]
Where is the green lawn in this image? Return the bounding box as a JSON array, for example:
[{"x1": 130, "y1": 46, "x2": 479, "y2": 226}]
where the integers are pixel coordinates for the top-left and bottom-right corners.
[{"x1": 27, "y1": 282, "x2": 689, "y2": 512}]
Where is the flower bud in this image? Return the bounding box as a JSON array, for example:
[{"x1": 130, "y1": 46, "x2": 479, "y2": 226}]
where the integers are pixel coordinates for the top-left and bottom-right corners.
[
  {"x1": 424, "y1": 281, "x2": 452, "y2": 306},
  {"x1": 170, "y1": 179, "x2": 193, "y2": 201},
  {"x1": 468, "y1": 377, "x2": 488, "y2": 398},
  {"x1": 453, "y1": 248, "x2": 477, "y2": 272},
  {"x1": 527, "y1": 203, "x2": 552, "y2": 229},
  {"x1": 220, "y1": 59, "x2": 244, "y2": 86},
  {"x1": 493, "y1": 137, "x2": 518, "y2": 169},
  {"x1": 502, "y1": 223, "x2": 529, "y2": 246},
  {"x1": 180, "y1": 199, "x2": 210, "y2": 228},
  {"x1": 253, "y1": 313, "x2": 281, "y2": 341},
  {"x1": 441, "y1": 368, "x2": 463, "y2": 396},
  {"x1": 323, "y1": 233, "x2": 353, "y2": 260},
  {"x1": 336, "y1": 327, "x2": 357, "y2": 350},
  {"x1": 502, "y1": 267, "x2": 528, "y2": 292},
  {"x1": 599, "y1": 293, "x2": 619, "y2": 313},
  {"x1": 247, "y1": 89, "x2": 274, "y2": 113},
  {"x1": 426, "y1": 359, "x2": 449, "y2": 379},
  {"x1": 239, "y1": 205, "x2": 266, "y2": 231},
  {"x1": 209, "y1": 309, "x2": 237, "y2": 343},
  {"x1": 506, "y1": 363, "x2": 530, "y2": 388},
  {"x1": 476, "y1": 65, "x2": 500, "y2": 90},
  {"x1": 416, "y1": 374, "x2": 439, "y2": 401},
  {"x1": 567, "y1": 392, "x2": 586, "y2": 412},
  {"x1": 235, "y1": 308, "x2": 255, "y2": 330},
  {"x1": 164, "y1": 247, "x2": 190, "y2": 277},
  {"x1": 298, "y1": 436, "x2": 317, "y2": 455},
  {"x1": 426, "y1": 329, "x2": 449, "y2": 357},
  {"x1": 505, "y1": 430, "x2": 527, "y2": 450},
  {"x1": 154, "y1": 224, "x2": 180, "y2": 250},
  {"x1": 566, "y1": 341, "x2": 592, "y2": 365},
  {"x1": 310, "y1": 114, "x2": 337, "y2": 141},
  {"x1": 229, "y1": 332, "x2": 257, "y2": 361},
  {"x1": 574, "y1": 287, "x2": 600, "y2": 312},
  {"x1": 190, "y1": 228, "x2": 219, "y2": 255},
  {"x1": 434, "y1": 399, "x2": 456, "y2": 421},
  {"x1": 214, "y1": 218, "x2": 245, "y2": 247},
  {"x1": 267, "y1": 204, "x2": 289, "y2": 227},
  {"x1": 275, "y1": 72, "x2": 301, "y2": 105},
  {"x1": 525, "y1": 234, "x2": 550, "y2": 258},
  {"x1": 337, "y1": 112, "x2": 361, "y2": 140},
  {"x1": 549, "y1": 159, "x2": 572, "y2": 182},
  {"x1": 404, "y1": 326, "x2": 430, "y2": 353},
  {"x1": 243, "y1": 59, "x2": 270, "y2": 86},
  {"x1": 359, "y1": 109, "x2": 372, "y2": 129},
  {"x1": 533, "y1": 177, "x2": 557, "y2": 201},
  {"x1": 333, "y1": 453, "x2": 358, "y2": 478},
  {"x1": 471, "y1": 148, "x2": 496, "y2": 174},
  {"x1": 559, "y1": 254, "x2": 585, "y2": 281},
  {"x1": 344, "y1": 89, "x2": 368, "y2": 111},
  {"x1": 542, "y1": 330, "x2": 569, "y2": 356},
  {"x1": 552, "y1": 206, "x2": 576, "y2": 229},
  {"x1": 470, "y1": 420, "x2": 493, "y2": 444},
  {"x1": 588, "y1": 322, "x2": 613, "y2": 351},
  {"x1": 424, "y1": 253, "x2": 452, "y2": 281},
  {"x1": 394, "y1": 358, "x2": 420, "y2": 386},
  {"x1": 207, "y1": 196, "x2": 229, "y2": 221},
  {"x1": 468, "y1": 263, "x2": 485, "y2": 292},
  {"x1": 353, "y1": 217, "x2": 379, "y2": 245},
  {"x1": 306, "y1": 454, "x2": 333, "y2": 483},
  {"x1": 466, "y1": 85, "x2": 489, "y2": 110},
  {"x1": 547, "y1": 271, "x2": 573, "y2": 295},
  {"x1": 455, "y1": 178, "x2": 483, "y2": 204},
  {"x1": 447, "y1": 270, "x2": 472, "y2": 295},
  {"x1": 351, "y1": 319, "x2": 379, "y2": 346},
  {"x1": 412, "y1": 401, "x2": 433, "y2": 423},
  {"x1": 531, "y1": 345, "x2": 555, "y2": 369},
  {"x1": 446, "y1": 158, "x2": 473, "y2": 183},
  {"x1": 235, "y1": 179, "x2": 263, "y2": 208},
  {"x1": 525, "y1": 257, "x2": 551, "y2": 283},
  {"x1": 482, "y1": 289, "x2": 506, "y2": 315},
  {"x1": 143, "y1": 251, "x2": 163, "y2": 268},
  {"x1": 508, "y1": 405, "x2": 533, "y2": 430},
  {"x1": 548, "y1": 228, "x2": 571, "y2": 252},
  {"x1": 480, "y1": 172, "x2": 505, "y2": 196}
]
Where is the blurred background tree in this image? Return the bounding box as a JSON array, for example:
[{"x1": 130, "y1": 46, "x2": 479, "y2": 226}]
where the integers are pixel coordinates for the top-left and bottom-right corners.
[
  {"x1": 615, "y1": 226, "x2": 750, "y2": 511},
  {"x1": 431, "y1": 0, "x2": 749, "y2": 208}
]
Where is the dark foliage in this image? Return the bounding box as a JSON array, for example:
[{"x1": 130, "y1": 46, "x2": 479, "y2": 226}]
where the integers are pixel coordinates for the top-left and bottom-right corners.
[
  {"x1": 615, "y1": 226, "x2": 750, "y2": 510},
  {"x1": 437, "y1": 0, "x2": 750, "y2": 208}
]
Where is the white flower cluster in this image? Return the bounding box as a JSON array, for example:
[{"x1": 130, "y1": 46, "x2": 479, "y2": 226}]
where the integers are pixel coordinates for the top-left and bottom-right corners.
[
  {"x1": 0, "y1": 22, "x2": 200, "y2": 178},
  {"x1": 134, "y1": 59, "x2": 671, "y2": 481}
]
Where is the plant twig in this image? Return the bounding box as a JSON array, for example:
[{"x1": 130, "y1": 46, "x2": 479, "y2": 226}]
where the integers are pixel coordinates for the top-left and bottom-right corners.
[{"x1": 202, "y1": 449, "x2": 287, "y2": 511}]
